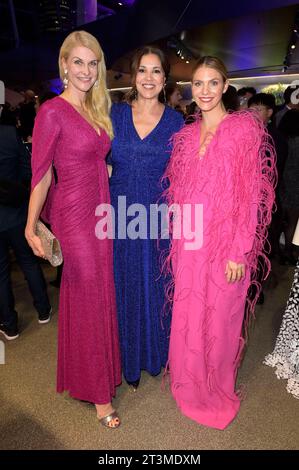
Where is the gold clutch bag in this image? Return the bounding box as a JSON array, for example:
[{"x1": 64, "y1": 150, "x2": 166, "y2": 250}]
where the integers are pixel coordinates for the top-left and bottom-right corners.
[{"x1": 36, "y1": 220, "x2": 63, "y2": 267}]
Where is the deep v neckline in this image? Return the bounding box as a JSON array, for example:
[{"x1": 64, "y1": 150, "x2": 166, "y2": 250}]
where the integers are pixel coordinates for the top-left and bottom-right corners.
[
  {"x1": 130, "y1": 104, "x2": 167, "y2": 141},
  {"x1": 57, "y1": 96, "x2": 102, "y2": 138},
  {"x1": 198, "y1": 113, "x2": 229, "y2": 158}
]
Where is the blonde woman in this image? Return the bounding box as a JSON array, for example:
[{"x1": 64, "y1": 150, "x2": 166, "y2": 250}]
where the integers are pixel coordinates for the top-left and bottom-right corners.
[{"x1": 25, "y1": 31, "x2": 121, "y2": 428}]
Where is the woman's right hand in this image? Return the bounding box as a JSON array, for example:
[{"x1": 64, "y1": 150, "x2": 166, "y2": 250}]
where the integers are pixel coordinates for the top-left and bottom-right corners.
[{"x1": 25, "y1": 227, "x2": 46, "y2": 258}]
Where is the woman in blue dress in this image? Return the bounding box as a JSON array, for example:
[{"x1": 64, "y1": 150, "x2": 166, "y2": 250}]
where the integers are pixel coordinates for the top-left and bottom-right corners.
[{"x1": 109, "y1": 46, "x2": 184, "y2": 389}]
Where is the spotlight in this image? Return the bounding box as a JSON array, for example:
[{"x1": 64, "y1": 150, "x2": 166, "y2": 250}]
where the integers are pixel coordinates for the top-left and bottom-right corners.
[{"x1": 167, "y1": 35, "x2": 194, "y2": 63}]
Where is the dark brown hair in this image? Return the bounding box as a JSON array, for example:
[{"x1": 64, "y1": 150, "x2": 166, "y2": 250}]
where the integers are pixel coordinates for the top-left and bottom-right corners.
[{"x1": 127, "y1": 46, "x2": 170, "y2": 103}]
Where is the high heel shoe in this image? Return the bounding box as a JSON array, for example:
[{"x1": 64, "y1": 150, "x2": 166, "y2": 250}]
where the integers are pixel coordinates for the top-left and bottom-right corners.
[
  {"x1": 97, "y1": 410, "x2": 121, "y2": 429},
  {"x1": 126, "y1": 378, "x2": 140, "y2": 392}
]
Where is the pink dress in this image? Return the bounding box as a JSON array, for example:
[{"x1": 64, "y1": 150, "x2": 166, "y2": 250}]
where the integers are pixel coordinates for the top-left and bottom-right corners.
[
  {"x1": 163, "y1": 111, "x2": 276, "y2": 429},
  {"x1": 31, "y1": 97, "x2": 121, "y2": 404}
]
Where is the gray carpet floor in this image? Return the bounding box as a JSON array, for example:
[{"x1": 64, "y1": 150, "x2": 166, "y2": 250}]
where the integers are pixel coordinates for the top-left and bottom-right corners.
[{"x1": 1, "y1": 260, "x2": 299, "y2": 450}]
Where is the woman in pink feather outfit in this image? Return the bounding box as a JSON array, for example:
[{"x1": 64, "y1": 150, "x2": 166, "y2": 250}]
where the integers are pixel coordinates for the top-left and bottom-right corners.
[
  {"x1": 163, "y1": 56, "x2": 276, "y2": 429},
  {"x1": 25, "y1": 31, "x2": 121, "y2": 428}
]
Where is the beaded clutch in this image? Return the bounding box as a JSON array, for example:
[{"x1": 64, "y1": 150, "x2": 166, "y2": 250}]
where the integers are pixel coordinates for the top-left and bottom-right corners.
[{"x1": 36, "y1": 220, "x2": 63, "y2": 267}]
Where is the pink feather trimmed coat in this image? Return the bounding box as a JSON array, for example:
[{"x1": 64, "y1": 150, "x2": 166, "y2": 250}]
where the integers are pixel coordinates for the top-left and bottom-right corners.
[{"x1": 163, "y1": 110, "x2": 276, "y2": 429}]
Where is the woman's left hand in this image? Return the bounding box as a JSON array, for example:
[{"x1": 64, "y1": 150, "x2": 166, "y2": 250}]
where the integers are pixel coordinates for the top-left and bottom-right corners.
[
  {"x1": 107, "y1": 164, "x2": 112, "y2": 178},
  {"x1": 225, "y1": 260, "x2": 245, "y2": 283}
]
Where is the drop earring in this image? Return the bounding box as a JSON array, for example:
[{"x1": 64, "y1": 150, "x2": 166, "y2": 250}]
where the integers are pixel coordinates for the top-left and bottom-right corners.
[
  {"x1": 63, "y1": 69, "x2": 68, "y2": 89},
  {"x1": 163, "y1": 85, "x2": 166, "y2": 103},
  {"x1": 94, "y1": 80, "x2": 99, "y2": 88}
]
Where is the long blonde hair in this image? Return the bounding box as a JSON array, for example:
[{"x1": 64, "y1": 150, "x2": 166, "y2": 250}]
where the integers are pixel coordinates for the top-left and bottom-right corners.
[{"x1": 58, "y1": 30, "x2": 113, "y2": 138}]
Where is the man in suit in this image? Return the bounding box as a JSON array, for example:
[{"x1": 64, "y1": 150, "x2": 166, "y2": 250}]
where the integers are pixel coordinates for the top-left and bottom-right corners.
[{"x1": 0, "y1": 124, "x2": 51, "y2": 340}]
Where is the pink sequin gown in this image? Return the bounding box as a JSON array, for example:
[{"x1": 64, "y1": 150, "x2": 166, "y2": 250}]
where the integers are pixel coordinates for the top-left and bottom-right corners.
[
  {"x1": 163, "y1": 111, "x2": 276, "y2": 429},
  {"x1": 31, "y1": 97, "x2": 121, "y2": 404}
]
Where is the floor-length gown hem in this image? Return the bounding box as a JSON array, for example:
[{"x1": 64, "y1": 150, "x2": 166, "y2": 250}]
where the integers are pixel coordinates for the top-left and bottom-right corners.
[{"x1": 175, "y1": 398, "x2": 240, "y2": 430}]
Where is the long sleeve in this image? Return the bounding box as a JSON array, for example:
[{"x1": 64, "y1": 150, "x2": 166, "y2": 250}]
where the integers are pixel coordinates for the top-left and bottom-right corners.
[{"x1": 226, "y1": 112, "x2": 276, "y2": 265}]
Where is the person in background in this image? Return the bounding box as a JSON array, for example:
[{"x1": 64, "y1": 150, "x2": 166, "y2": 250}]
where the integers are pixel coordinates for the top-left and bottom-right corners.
[
  {"x1": 278, "y1": 109, "x2": 299, "y2": 265},
  {"x1": 109, "y1": 90, "x2": 125, "y2": 104},
  {"x1": 264, "y1": 218, "x2": 299, "y2": 399},
  {"x1": 222, "y1": 84, "x2": 240, "y2": 111},
  {"x1": 35, "y1": 91, "x2": 58, "y2": 114},
  {"x1": 275, "y1": 85, "x2": 299, "y2": 127},
  {"x1": 109, "y1": 46, "x2": 184, "y2": 390},
  {"x1": 25, "y1": 31, "x2": 121, "y2": 428},
  {"x1": 0, "y1": 102, "x2": 17, "y2": 127},
  {"x1": 0, "y1": 122, "x2": 51, "y2": 340},
  {"x1": 165, "y1": 82, "x2": 183, "y2": 110},
  {"x1": 18, "y1": 90, "x2": 36, "y2": 142},
  {"x1": 163, "y1": 56, "x2": 276, "y2": 429},
  {"x1": 248, "y1": 93, "x2": 288, "y2": 267},
  {"x1": 185, "y1": 100, "x2": 199, "y2": 124},
  {"x1": 237, "y1": 86, "x2": 256, "y2": 109}
]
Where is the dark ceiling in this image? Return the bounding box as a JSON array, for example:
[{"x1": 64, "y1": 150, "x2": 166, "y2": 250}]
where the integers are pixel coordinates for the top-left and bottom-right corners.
[{"x1": 0, "y1": 0, "x2": 299, "y2": 90}]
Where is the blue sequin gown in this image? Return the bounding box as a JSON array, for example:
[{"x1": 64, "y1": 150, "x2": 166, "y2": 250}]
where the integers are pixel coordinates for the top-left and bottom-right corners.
[{"x1": 110, "y1": 102, "x2": 184, "y2": 383}]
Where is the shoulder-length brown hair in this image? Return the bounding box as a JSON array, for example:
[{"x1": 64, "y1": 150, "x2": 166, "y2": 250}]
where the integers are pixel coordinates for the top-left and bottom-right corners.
[{"x1": 126, "y1": 46, "x2": 170, "y2": 104}]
